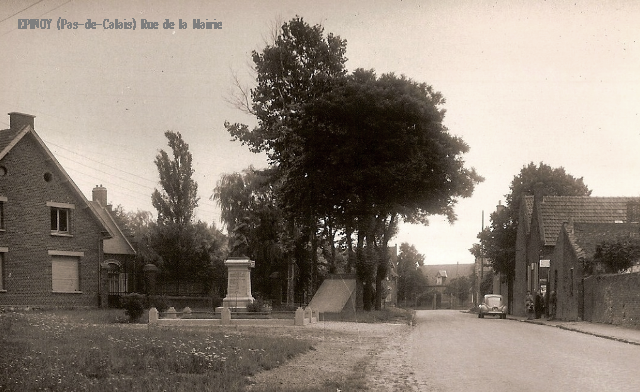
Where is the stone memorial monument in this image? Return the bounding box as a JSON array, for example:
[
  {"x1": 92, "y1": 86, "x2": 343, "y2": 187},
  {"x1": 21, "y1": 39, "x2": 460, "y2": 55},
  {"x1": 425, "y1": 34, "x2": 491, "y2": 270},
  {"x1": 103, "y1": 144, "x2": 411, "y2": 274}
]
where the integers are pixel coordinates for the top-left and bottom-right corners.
[
  {"x1": 217, "y1": 218, "x2": 255, "y2": 312},
  {"x1": 219, "y1": 256, "x2": 255, "y2": 311}
]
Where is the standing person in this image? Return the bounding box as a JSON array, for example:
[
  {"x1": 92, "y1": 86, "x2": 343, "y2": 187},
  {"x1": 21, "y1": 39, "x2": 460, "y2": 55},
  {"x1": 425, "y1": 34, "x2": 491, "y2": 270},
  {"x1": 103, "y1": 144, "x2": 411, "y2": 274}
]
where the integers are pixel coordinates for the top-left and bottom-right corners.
[
  {"x1": 525, "y1": 291, "x2": 534, "y2": 320},
  {"x1": 535, "y1": 291, "x2": 543, "y2": 319},
  {"x1": 550, "y1": 291, "x2": 557, "y2": 320}
]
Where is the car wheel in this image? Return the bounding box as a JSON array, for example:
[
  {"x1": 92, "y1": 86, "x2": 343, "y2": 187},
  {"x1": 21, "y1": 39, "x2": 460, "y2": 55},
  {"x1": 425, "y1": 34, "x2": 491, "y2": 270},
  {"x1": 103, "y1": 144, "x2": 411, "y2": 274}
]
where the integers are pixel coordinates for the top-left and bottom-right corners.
[{"x1": 478, "y1": 313, "x2": 482, "y2": 318}]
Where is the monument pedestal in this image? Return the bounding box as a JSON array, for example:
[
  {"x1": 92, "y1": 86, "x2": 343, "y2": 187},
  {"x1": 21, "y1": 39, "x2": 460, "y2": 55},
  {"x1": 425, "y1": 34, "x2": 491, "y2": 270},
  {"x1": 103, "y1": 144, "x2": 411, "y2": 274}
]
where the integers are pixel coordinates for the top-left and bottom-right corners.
[{"x1": 216, "y1": 257, "x2": 255, "y2": 312}]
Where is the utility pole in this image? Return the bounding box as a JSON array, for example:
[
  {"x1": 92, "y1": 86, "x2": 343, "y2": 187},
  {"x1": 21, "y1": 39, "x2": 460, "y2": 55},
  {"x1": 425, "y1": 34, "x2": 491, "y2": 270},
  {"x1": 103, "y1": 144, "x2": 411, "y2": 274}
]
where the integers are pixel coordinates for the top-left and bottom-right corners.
[{"x1": 480, "y1": 210, "x2": 484, "y2": 300}]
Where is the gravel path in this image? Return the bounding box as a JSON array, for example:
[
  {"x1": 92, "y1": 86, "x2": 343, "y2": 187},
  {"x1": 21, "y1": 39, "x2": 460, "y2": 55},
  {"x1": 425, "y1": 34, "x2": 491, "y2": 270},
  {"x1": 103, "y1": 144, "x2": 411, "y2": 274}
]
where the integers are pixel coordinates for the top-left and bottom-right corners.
[{"x1": 245, "y1": 321, "x2": 417, "y2": 391}]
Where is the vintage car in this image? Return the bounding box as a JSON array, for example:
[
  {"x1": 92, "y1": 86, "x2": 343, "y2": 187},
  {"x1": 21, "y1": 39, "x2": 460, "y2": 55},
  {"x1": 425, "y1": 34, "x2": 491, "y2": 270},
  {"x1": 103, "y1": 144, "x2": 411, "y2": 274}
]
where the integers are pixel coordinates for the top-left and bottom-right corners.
[{"x1": 478, "y1": 294, "x2": 507, "y2": 319}]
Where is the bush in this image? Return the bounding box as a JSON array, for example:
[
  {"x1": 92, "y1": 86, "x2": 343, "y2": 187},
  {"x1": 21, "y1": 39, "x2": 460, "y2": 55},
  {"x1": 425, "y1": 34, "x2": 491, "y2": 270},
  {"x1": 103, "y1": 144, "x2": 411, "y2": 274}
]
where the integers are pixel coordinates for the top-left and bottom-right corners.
[
  {"x1": 121, "y1": 293, "x2": 145, "y2": 322},
  {"x1": 149, "y1": 295, "x2": 170, "y2": 313},
  {"x1": 210, "y1": 291, "x2": 223, "y2": 309},
  {"x1": 246, "y1": 294, "x2": 272, "y2": 313},
  {"x1": 246, "y1": 298, "x2": 264, "y2": 312}
]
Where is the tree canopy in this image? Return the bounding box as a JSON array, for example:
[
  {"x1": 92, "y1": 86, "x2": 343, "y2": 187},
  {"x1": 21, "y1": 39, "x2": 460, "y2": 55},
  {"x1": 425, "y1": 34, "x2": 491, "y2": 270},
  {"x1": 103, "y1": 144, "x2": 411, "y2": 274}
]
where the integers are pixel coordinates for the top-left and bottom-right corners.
[
  {"x1": 396, "y1": 243, "x2": 427, "y2": 304},
  {"x1": 225, "y1": 17, "x2": 481, "y2": 310},
  {"x1": 589, "y1": 238, "x2": 640, "y2": 274}
]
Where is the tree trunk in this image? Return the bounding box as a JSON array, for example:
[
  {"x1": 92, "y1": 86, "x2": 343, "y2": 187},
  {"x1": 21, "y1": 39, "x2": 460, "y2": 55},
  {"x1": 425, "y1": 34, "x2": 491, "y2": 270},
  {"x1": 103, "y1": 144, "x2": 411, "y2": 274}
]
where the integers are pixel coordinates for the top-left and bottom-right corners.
[
  {"x1": 374, "y1": 214, "x2": 395, "y2": 310},
  {"x1": 345, "y1": 227, "x2": 354, "y2": 273},
  {"x1": 375, "y1": 268, "x2": 384, "y2": 310}
]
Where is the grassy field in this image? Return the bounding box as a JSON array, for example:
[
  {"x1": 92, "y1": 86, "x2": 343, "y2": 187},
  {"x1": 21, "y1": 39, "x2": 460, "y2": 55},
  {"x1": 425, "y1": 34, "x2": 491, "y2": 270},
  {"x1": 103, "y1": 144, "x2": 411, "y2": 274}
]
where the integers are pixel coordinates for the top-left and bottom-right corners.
[{"x1": 0, "y1": 309, "x2": 313, "y2": 392}]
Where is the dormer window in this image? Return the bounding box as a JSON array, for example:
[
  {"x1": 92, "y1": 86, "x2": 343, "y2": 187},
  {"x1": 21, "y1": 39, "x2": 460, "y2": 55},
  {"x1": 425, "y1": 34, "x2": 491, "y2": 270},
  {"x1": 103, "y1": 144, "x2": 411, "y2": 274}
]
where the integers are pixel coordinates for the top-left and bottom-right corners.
[{"x1": 47, "y1": 202, "x2": 75, "y2": 235}]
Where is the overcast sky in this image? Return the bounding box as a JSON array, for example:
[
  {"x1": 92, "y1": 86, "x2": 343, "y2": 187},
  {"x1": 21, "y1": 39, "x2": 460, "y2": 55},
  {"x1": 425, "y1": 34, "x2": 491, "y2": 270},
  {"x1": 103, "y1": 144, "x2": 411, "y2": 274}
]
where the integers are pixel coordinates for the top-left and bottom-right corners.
[{"x1": 1, "y1": 0, "x2": 639, "y2": 265}]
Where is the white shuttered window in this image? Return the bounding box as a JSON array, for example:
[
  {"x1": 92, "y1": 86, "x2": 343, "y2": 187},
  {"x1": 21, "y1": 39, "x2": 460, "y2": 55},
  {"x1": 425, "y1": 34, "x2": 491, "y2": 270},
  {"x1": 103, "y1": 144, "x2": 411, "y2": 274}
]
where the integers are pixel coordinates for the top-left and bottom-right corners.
[{"x1": 52, "y1": 256, "x2": 80, "y2": 292}]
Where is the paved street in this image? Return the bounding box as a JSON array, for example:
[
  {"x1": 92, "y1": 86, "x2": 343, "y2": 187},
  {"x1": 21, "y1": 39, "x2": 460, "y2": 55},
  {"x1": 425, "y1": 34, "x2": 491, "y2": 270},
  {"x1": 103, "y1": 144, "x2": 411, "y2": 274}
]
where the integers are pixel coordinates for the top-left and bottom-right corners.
[{"x1": 405, "y1": 310, "x2": 640, "y2": 392}]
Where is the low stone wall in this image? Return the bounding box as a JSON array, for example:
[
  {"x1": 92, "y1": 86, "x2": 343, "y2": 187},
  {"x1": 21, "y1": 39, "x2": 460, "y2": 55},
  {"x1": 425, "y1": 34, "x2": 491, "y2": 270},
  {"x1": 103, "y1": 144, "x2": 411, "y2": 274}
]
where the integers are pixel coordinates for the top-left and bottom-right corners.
[
  {"x1": 148, "y1": 306, "x2": 319, "y2": 327},
  {"x1": 152, "y1": 296, "x2": 216, "y2": 309},
  {"x1": 584, "y1": 272, "x2": 640, "y2": 327}
]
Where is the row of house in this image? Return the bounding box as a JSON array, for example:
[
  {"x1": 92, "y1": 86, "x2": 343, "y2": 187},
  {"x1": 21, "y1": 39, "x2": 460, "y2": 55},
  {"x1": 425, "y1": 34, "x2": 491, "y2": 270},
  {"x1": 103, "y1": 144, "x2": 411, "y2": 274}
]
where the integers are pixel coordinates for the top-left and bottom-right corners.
[
  {"x1": 513, "y1": 186, "x2": 640, "y2": 319},
  {"x1": 0, "y1": 112, "x2": 135, "y2": 308}
]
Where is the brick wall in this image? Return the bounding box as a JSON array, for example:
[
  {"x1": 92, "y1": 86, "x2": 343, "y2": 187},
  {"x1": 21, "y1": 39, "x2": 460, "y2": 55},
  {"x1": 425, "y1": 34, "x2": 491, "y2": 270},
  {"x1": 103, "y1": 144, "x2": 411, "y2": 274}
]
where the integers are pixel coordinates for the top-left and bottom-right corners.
[
  {"x1": 583, "y1": 272, "x2": 640, "y2": 328},
  {"x1": 0, "y1": 133, "x2": 104, "y2": 307}
]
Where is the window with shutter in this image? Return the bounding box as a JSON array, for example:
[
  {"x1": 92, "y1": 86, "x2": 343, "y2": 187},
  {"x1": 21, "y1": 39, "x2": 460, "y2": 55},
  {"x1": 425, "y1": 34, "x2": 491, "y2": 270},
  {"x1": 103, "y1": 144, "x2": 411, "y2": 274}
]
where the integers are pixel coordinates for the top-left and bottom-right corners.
[{"x1": 52, "y1": 256, "x2": 80, "y2": 293}]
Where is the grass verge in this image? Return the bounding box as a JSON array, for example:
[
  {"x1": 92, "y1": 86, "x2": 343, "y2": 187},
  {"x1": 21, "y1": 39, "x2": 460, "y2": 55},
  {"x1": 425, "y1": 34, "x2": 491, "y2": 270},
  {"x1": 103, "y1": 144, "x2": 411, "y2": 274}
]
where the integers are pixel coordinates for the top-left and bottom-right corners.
[
  {"x1": 321, "y1": 307, "x2": 415, "y2": 324},
  {"x1": 0, "y1": 309, "x2": 312, "y2": 392}
]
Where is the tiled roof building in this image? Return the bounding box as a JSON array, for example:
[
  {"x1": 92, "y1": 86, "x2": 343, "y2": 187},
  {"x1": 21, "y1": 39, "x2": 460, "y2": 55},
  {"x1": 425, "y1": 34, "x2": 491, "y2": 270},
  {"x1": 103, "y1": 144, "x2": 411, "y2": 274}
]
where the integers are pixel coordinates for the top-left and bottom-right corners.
[{"x1": 513, "y1": 193, "x2": 640, "y2": 316}]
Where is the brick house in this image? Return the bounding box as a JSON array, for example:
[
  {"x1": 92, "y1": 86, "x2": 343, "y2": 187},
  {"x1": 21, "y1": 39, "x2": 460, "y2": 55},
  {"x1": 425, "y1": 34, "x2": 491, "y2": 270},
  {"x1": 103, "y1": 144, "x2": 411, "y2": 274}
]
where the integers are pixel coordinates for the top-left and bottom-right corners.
[
  {"x1": 0, "y1": 112, "x2": 134, "y2": 307},
  {"x1": 513, "y1": 191, "x2": 640, "y2": 316},
  {"x1": 550, "y1": 221, "x2": 640, "y2": 321}
]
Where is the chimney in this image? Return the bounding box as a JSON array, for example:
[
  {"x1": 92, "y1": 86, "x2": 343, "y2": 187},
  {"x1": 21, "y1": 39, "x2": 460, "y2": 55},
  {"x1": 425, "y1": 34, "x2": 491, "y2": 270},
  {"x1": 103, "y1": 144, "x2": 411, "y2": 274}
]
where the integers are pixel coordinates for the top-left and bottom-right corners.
[
  {"x1": 9, "y1": 112, "x2": 35, "y2": 131},
  {"x1": 92, "y1": 185, "x2": 108, "y2": 207},
  {"x1": 496, "y1": 200, "x2": 505, "y2": 214}
]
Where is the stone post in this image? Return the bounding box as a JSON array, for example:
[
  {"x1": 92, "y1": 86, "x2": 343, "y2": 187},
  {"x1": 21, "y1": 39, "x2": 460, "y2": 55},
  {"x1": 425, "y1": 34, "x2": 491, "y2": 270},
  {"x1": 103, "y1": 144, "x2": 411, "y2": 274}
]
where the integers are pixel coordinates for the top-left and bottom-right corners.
[
  {"x1": 305, "y1": 307, "x2": 312, "y2": 324},
  {"x1": 294, "y1": 307, "x2": 305, "y2": 326},
  {"x1": 221, "y1": 307, "x2": 231, "y2": 325},
  {"x1": 98, "y1": 263, "x2": 112, "y2": 308},
  {"x1": 148, "y1": 307, "x2": 158, "y2": 325},
  {"x1": 165, "y1": 306, "x2": 177, "y2": 319}
]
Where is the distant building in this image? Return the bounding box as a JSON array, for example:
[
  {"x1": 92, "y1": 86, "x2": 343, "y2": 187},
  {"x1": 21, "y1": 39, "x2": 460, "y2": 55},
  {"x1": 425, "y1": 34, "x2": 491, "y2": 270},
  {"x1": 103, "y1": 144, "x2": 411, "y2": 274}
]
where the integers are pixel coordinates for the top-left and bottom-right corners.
[{"x1": 420, "y1": 263, "x2": 475, "y2": 309}]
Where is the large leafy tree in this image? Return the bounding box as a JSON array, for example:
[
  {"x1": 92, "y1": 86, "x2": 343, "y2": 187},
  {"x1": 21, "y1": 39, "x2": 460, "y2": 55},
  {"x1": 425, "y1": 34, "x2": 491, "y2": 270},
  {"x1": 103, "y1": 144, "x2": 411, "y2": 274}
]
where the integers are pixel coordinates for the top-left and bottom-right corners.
[
  {"x1": 295, "y1": 69, "x2": 482, "y2": 309},
  {"x1": 213, "y1": 167, "x2": 290, "y2": 300},
  {"x1": 396, "y1": 243, "x2": 427, "y2": 305},
  {"x1": 113, "y1": 204, "x2": 227, "y2": 295},
  {"x1": 476, "y1": 162, "x2": 591, "y2": 304},
  {"x1": 226, "y1": 17, "x2": 482, "y2": 310},
  {"x1": 150, "y1": 221, "x2": 227, "y2": 294},
  {"x1": 444, "y1": 276, "x2": 472, "y2": 304},
  {"x1": 226, "y1": 17, "x2": 348, "y2": 295},
  {"x1": 227, "y1": 17, "x2": 347, "y2": 163}
]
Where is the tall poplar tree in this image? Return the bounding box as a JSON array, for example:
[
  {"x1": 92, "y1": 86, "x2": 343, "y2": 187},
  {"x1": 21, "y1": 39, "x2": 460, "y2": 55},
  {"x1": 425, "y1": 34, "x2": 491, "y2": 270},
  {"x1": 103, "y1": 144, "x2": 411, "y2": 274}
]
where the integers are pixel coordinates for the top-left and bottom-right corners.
[
  {"x1": 152, "y1": 131, "x2": 199, "y2": 226},
  {"x1": 151, "y1": 131, "x2": 202, "y2": 286}
]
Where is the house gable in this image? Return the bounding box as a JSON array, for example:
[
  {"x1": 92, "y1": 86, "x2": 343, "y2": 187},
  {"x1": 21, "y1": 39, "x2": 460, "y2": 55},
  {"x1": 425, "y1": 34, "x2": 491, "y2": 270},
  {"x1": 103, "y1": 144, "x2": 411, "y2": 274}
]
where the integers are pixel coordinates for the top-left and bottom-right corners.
[
  {"x1": 89, "y1": 201, "x2": 135, "y2": 256},
  {"x1": 419, "y1": 263, "x2": 475, "y2": 287},
  {"x1": 0, "y1": 112, "x2": 114, "y2": 307}
]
